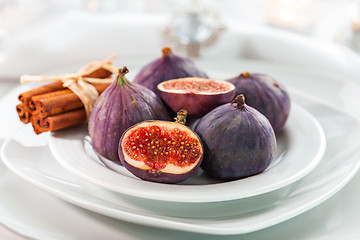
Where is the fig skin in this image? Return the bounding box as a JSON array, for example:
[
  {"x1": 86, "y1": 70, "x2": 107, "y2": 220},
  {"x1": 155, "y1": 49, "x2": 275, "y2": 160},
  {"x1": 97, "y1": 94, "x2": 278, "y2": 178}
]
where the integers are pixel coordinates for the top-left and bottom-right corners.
[
  {"x1": 119, "y1": 147, "x2": 202, "y2": 184},
  {"x1": 158, "y1": 77, "x2": 235, "y2": 117},
  {"x1": 227, "y1": 72, "x2": 290, "y2": 132},
  {"x1": 133, "y1": 47, "x2": 208, "y2": 96},
  {"x1": 118, "y1": 111, "x2": 204, "y2": 184},
  {"x1": 194, "y1": 95, "x2": 276, "y2": 180},
  {"x1": 88, "y1": 67, "x2": 171, "y2": 163}
]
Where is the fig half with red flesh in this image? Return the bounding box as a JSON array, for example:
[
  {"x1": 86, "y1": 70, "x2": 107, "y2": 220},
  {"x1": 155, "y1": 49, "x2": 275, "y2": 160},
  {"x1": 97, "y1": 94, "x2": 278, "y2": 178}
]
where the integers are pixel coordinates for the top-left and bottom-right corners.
[
  {"x1": 119, "y1": 110, "x2": 203, "y2": 184},
  {"x1": 158, "y1": 77, "x2": 235, "y2": 117}
]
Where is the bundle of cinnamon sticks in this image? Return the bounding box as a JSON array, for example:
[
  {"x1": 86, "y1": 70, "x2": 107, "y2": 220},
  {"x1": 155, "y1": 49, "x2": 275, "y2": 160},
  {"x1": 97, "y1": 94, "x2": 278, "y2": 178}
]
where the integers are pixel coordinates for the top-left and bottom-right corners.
[{"x1": 16, "y1": 56, "x2": 117, "y2": 134}]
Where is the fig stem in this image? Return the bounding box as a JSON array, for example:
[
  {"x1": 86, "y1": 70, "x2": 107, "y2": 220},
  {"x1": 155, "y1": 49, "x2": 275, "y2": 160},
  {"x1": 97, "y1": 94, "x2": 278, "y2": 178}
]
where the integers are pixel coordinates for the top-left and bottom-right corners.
[
  {"x1": 117, "y1": 67, "x2": 129, "y2": 85},
  {"x1": 273, "y1": 81, "x2": 280, "y2": 88},
  {"x1": 240, "y1": 72, "x2": 250, "y2": 78},
  {"x1": 231, "y1": 94, "x2": 246, "y2": 108},
  {"x1": 174, "y1": 109, "x2": 188, "y2": 125},
  {"x1": 162, "y1": 47, "x2": 172, "y2": 56}
]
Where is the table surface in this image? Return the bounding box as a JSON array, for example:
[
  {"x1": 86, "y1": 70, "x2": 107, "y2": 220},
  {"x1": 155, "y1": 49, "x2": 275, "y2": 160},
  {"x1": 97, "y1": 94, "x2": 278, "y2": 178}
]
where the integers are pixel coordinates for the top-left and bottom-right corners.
[{"x1": 0, "y1": 81, "x2": 26, "y2": 239}]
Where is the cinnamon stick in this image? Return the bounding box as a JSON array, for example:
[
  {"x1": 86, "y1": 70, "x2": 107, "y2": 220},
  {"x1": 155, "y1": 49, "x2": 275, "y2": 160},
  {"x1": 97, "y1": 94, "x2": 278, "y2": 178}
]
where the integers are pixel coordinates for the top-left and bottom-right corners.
[
  {"x1": 84, "y1": 66, "x2": 112, "y2": 78},
  {"x1": 16, "y1": 103, "x2": 31, "y2": 124},
  {"x1": 30, "y1": 84, "x2": 109, "y2": 117},
  {"x1": 31, "y1": 109, "x2": 86, "y2": 134},
  {"x1": 18, "y1": 81, "x2": 65, "y2": 105},
  {"x1": 29, "y1": 89, "x2": 73, "y2": 113}
]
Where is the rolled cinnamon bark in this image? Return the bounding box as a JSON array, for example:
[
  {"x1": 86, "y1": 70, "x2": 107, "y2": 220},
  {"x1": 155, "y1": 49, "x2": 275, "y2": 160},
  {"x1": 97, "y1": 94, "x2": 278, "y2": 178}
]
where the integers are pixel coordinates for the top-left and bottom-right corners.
[
  {"x1": 29, "y1": 89, "x2": 72, "y2": 114},
  {"x1": 29, "y1": 84, "x2": 110, "y2": 117},
  {"x1": 84, "y1": 66, "x2": 112, "y2": 78},
  {"x1": 31, "y1": 109, "x2": 86, "y2": 134},
  {"x1": 17, "y1": 81, "x2": 65, "y2": 124},
  {"x1": 16, "y1": 103, "x2": 31, "y2": 124},
  {"x1": 18, "y1": 81, "x2": 65, "y2": 105}
]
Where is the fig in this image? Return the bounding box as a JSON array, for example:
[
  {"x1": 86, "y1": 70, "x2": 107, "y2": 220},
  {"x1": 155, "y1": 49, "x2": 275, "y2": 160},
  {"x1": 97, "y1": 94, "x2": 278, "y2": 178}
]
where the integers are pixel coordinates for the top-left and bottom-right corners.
[
  {"x1": 194, "y1": 95, "x2": 276, "y2": 180},
  {"x1": 133, "y1": 47, "x2": 208, "y2": 96},
  {"x1": 226, "y1": 72, "x2": 290, "y2": 132},
  {"x1": 158, "y1": 77, "x2": 235, "y2": 117},
  {"x1": 119, "y1": 110, "x2": 203, "y2": 184},
  {"x1": 88, "y1": 67, "x2": 171, "y2": 163}
]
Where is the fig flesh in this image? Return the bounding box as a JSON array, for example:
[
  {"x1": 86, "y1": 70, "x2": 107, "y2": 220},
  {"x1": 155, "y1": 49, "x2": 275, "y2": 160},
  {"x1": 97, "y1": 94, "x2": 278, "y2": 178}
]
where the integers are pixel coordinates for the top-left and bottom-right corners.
[
  {"x1": 194, "y1": 95, "x2": 276, "y2": 180},
  {"x1": 133, "y1": 47, "x2": 208, "y2": 96},
  {"x1": 227, "y1": 72, "x2": 290, "y2": 132},
  {"x1": 88, "y1": 67, "x2": 171, "y2": 163},
  {"x1": 158, "y1": 77, "x2": 235, "y2": 117},
  {"x1": 119, "y1": 110, "x2": 203, "y2": 184}
]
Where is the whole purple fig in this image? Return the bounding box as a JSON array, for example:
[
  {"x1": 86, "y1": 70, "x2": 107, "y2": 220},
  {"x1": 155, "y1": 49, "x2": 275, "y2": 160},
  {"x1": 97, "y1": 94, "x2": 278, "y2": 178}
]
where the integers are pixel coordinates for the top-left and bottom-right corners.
[
  {"x1": 133, "y1": 47, "x2": 208, "y2": 96},
  {"x1": 88, "y1": 67, "x2": 171, "y2": 163},
  {"x1": 227, "y1": 72, "x2": 290, "y2": 132},
  {"x1": 194, "y1": 95, "x2": 276, "y2": 180}
]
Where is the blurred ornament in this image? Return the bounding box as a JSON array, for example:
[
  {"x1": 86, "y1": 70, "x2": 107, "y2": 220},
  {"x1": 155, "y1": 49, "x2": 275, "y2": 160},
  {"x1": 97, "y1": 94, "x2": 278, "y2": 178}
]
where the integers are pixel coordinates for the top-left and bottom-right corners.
[
  {"x1": 351, "y1": 16, "x2": 360, "y2": 51},
  {"x1": 350, "y1": 0, "x2": 360, "y2": 52},
  {"x1": 164, "y1": 1, "x2": 225, "y2": 58},
  {"x1": 267, "y1": 0, "x2": 315, "y2": 33},
  {"x1": 86, "y1": 0, "x2": 100, "y2": 11}
]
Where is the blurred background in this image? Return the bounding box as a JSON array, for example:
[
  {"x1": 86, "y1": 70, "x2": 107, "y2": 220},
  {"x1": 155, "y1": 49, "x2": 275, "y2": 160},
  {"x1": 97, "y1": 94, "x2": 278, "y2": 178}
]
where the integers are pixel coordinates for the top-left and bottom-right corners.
[
  {"x1": 0, "y1": 0, "x2": 359, "y2": 79},
  {"x1": 1, "y1": 1, "x2": 360, "y2": 239}
]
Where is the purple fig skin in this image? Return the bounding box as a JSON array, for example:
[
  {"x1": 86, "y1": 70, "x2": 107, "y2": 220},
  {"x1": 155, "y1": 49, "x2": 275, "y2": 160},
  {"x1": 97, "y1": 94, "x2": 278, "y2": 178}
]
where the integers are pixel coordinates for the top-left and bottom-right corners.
[
  {"x1": 158, "y1": 77, "x2": 235, "y2": 117},
  {"x1": 133, "y1": 47, "x2": 208, "y2": 96},
  {"x1": 88, "y1": 67, "x2": 171, "y2": 164},
  {"x1": 119, "y1": 153, "x2": 202, "y2": 184},
  {"x1": 194, "y1": 95, "x2": 276, "y2": 180},
  {"x1": 227, "y1": 72, "x2": 290, "y2": 132},
  {"x1": 118, "y1": 119, "x2": 203, "y2": 184}
]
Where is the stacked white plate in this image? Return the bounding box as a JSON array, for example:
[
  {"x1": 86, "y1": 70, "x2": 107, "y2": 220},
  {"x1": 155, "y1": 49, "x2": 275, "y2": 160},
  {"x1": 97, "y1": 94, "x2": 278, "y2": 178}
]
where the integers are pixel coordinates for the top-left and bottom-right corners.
[{"x1": 2, "y1": 58, "x2": 360, "y2": 239}]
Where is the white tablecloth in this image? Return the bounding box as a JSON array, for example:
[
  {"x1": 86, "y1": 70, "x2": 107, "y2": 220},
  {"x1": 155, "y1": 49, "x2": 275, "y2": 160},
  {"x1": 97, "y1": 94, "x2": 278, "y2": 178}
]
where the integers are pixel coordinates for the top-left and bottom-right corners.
[{"x1": 1, "y1": 7, "x2": 360, "y2": 240}]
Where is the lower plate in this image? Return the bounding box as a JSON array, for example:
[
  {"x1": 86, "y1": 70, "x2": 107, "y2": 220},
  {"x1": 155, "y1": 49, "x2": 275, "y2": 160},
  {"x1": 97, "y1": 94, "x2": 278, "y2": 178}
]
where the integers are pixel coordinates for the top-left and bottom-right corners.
[{"x1": 2, "y1": 91, "x2": 360, "y2": 235}]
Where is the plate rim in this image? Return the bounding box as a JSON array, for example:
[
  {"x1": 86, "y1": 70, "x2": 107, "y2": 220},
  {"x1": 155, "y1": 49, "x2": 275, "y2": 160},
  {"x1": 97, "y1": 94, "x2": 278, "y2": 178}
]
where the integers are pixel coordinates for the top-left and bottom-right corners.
[
  {"x1": 1, "y1": 94, "x2": 359, "y2": 235},
  {"x1": 48, "y1": 101, "x2": 326, "y2": 203}
]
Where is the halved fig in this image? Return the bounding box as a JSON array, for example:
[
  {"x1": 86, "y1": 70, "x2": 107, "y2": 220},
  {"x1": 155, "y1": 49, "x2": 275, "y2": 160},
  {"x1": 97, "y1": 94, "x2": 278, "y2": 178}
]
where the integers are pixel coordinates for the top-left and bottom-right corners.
[
  {"x1": 119, "y1": 110, "x2": 203, "y2": 184},
  {"x1": 158, "y1": 77, "x2": 235, "y2": 117}
]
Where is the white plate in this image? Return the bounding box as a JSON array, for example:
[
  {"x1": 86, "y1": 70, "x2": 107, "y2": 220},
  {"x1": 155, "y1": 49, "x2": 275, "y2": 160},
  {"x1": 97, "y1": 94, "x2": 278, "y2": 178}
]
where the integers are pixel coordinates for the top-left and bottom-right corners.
[
  {"x1": 1, "y1": 137, "x2": 360, "y2": 240},
  {"x1": 0, "y1": 152, "x2": 131, "y2": 240},
  {"x1": 48, "y1": 100, "x2": 325, "y2": 203},
  {"x1": 1, "y1": 152, "x2": 360, "y2": 240},
  {"x1": 2, "y1": 89, "x2": 359, "y2": 235}
]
